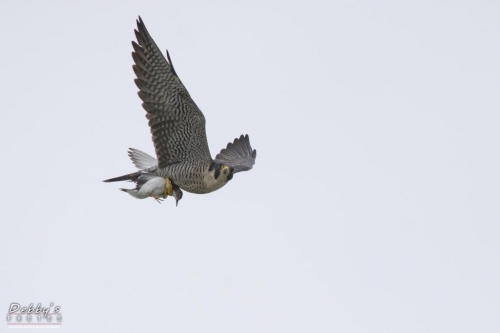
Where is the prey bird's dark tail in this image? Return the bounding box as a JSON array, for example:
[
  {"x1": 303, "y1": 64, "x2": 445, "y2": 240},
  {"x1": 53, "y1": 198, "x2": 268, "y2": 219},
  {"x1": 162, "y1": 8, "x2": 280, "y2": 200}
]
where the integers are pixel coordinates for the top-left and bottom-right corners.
[{"x1": 103, "y1": 171, "x2": 142, "y2": 183}]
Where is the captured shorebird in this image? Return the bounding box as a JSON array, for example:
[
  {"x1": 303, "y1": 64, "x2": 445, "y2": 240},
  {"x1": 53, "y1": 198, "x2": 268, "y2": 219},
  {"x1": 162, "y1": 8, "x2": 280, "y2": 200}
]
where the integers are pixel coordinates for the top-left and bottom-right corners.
[{"x1": 103, "y1": 17, "x2": 257, "y2": 206}]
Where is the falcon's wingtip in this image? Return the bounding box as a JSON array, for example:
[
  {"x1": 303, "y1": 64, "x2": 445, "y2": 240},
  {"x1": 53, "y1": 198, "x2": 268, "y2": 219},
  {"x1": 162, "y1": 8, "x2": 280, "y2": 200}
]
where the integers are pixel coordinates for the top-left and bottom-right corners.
[{"x1": 214, "y1": 134, "x2": 257, "y2": 173}]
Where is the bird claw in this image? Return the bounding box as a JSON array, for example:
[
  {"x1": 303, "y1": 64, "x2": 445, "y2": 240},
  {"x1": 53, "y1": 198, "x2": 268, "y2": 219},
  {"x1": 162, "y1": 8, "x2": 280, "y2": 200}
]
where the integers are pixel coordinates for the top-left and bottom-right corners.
[
  {"x1": 163, "y1": 177, "x2": 173, "y2": 198},
  {"x1": 154, "y1": 197, "x2": 164, "y2": 204}
]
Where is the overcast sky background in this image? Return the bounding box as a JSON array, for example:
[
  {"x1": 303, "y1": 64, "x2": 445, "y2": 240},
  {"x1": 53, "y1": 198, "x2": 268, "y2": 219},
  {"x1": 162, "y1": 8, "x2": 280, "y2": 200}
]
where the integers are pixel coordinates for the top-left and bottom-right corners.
[{"x1": 1, "y1": 0, "x2": 499, "y2": 332}]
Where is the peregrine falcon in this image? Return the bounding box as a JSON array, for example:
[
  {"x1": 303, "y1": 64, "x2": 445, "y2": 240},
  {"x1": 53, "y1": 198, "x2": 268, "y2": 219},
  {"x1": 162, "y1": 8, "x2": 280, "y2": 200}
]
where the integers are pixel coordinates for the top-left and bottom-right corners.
[{"x1": 103, "y1": 17, "x2": 257, "y2": 206}]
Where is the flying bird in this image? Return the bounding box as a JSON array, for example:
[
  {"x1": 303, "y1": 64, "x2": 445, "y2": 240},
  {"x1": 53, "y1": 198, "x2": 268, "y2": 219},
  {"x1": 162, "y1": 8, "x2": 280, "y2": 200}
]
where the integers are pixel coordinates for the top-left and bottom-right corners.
[{"x1": 104, "y1": 17, "x2": 257, "y2": 205}]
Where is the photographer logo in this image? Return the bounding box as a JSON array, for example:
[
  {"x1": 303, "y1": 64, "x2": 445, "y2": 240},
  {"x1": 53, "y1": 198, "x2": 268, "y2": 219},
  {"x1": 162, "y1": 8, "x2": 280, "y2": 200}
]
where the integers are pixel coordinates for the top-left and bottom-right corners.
[{"x1": 6, "y1": 302, "x2": 62, "y2": 329}]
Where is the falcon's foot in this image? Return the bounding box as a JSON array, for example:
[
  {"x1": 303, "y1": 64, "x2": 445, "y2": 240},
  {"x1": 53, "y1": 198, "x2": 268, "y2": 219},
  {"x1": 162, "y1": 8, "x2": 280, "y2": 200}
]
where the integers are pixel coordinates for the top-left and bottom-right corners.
[{"x1": 163, "y1": 177, "x2": 173, "y2": 198}]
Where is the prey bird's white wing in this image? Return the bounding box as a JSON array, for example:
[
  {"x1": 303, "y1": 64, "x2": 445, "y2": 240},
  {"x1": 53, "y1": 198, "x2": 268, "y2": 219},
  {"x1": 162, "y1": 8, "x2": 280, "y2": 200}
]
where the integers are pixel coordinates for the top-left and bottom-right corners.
[
  {"x1": 214, "y1": 135, "x2": 257, "y2": 173},
  {"x1": 128, "y1": 148, "x2": 158, "y2": 170}
]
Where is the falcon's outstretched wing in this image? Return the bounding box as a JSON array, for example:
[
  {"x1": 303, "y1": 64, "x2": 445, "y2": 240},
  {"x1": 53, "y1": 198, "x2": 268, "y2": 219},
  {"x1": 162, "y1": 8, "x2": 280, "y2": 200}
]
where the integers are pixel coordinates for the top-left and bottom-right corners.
[
  {"x1": 132, "y1": 17, "x2": 211, "y2": 168},
  {"x1": 214, "y1": 135, "x2": 257, "y2": 173}
]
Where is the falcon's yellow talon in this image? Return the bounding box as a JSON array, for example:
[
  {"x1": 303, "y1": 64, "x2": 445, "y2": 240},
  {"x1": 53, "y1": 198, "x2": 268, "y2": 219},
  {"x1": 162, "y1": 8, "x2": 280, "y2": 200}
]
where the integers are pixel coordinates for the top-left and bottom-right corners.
[{"x1": 163, "y1": 177, "x2": 173, "y2": 198}]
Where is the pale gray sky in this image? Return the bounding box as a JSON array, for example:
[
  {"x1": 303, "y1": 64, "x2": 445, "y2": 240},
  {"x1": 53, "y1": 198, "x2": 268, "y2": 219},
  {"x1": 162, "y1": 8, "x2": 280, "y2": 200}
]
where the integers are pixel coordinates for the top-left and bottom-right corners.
[{"x1": 1, "y1": 0, "x2": 499, "y2": 332}]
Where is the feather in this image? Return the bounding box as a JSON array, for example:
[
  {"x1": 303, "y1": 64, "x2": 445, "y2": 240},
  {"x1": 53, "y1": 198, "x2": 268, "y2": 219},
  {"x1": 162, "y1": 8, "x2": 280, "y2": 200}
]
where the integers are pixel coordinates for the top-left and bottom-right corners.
[
  {"x1": 214, "y1": 135, "x2": 257, "y2": 173},
  {"x1": 128, "y1": 148, "x2": 158, "y2": 170}
]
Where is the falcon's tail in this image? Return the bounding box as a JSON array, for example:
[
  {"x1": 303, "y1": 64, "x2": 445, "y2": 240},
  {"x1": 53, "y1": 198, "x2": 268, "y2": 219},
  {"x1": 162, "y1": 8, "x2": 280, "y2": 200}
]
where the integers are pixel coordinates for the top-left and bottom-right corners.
[{"x1": 103, "y1": 171, "x2": 142, "y2": 183}]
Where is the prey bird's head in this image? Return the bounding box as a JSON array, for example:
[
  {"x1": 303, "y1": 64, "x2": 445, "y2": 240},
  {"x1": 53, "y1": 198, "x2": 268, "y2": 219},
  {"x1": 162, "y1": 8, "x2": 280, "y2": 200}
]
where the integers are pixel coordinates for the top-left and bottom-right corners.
[{"x1": 172, "y1": 185, "x2": 183, "y2": 207}]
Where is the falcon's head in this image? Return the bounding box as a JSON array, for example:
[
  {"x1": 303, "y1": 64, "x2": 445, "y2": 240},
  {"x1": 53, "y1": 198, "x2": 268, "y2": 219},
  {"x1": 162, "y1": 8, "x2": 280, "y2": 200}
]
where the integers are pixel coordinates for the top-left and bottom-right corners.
[
  {"x1": 210, "y1": 162, "x2": 234, "y2": 182},
  {"x1": 205, "y1": 162, "x2": 234, "y2": 192}
]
